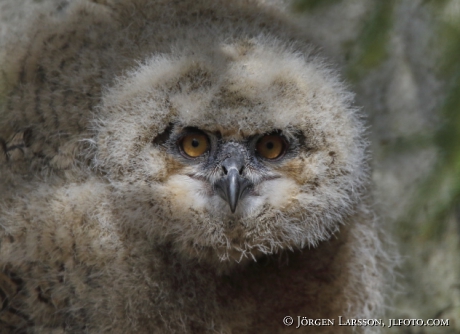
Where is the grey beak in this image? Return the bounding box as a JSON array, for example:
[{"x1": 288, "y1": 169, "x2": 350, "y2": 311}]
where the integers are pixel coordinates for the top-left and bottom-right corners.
[{"x1": 214, "y1": 158, "x2": 251, "y2": 213}]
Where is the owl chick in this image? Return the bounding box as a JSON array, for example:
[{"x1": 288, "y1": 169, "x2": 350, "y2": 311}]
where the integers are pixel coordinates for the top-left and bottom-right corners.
[{"x1": 0, "y1": 0, "x2": 388, "y2": 333}]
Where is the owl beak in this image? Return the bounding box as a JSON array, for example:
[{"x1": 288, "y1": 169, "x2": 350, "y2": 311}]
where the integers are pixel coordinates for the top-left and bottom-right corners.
[{"x1": 214, "y1": 160, "x2": 251, "y2": 213}]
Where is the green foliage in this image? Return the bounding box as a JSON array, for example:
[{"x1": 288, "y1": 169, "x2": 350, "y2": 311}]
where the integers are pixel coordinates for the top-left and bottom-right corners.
[
  {"x1": 346, "y1": 0, "x2": 395, "y2": 81},
  {"x1": 294, "y1": 0, "x2": 395, "y2": 81},
  {"x1": 291, "y1": 0, "x2": 342, "y2": 12},
  {"x1": 410, "y1": 1, "x2": 460, "y2": 240}
]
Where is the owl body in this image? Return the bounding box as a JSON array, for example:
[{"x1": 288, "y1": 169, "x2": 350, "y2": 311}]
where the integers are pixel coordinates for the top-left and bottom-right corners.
[{"x1": 0, "y1": 1, "x2": 387, "y2": 333}]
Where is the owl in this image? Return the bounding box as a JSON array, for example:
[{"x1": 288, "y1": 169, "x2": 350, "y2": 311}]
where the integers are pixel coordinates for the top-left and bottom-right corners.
[{"x1": 0, "y1": 0, "x2": 388, "y2": 333}]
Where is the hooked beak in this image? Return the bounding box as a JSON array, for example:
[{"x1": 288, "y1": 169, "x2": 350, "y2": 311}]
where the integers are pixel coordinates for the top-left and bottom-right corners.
[{"x1": 214, "y1": 158, "x2": 252, "y2": 213}]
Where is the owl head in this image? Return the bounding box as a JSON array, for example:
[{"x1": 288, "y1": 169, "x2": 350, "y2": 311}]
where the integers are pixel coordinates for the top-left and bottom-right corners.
[{"x1": 93, "y1": 36, "x2": 367, "y2": 266}]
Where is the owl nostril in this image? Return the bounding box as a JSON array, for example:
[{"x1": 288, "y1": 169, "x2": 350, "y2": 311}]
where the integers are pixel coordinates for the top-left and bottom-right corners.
[
  {"x1": 222, "y1": 165, "x2": 243, "y2": 175},
  {"x1": 221, "y1": 155, "x2": 245, "y2": 175},
  {"x1": 221, "y1": 161, "x2": 245, "y2": 176}
]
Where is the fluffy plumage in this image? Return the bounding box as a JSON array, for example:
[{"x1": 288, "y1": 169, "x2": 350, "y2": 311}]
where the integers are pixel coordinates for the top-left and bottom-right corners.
[{"x1": 0, "y1": 0, "x2": 388, "y2": 333}]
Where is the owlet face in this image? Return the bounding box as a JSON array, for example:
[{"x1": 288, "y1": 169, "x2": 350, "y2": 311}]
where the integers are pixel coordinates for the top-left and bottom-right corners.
[
  {"x1": 94, "y1": 38, "x2": 367, "y2": 265},
  {"x1": 158, "y1": 126, "x2": 298, "y2": 215}
]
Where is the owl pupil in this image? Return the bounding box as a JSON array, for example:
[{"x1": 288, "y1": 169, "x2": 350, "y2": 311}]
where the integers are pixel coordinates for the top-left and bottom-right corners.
[
  {"x1": 192, "y1": 139, "x2": 200, "y2": 147},
  {"x1": 266, "y1": 142, "x2": 274, "y2": 150}
]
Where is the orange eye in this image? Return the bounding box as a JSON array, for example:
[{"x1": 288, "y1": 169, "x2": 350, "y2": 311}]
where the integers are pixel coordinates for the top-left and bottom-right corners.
[
  {"x1": 180, "y1": 132, "x2": 209, "y2": 157},
  {"x1": 256, "y1": 135, "x2": 286, "y2": 160}
]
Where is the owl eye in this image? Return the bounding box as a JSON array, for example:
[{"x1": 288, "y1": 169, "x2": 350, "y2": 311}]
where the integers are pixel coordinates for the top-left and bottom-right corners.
[
  {"x1": 179, "y1": 132, "x2": 210, "y2": 158},
  {"x1": 256, "y1": 134, "x2": 287, "y2": 160}
]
